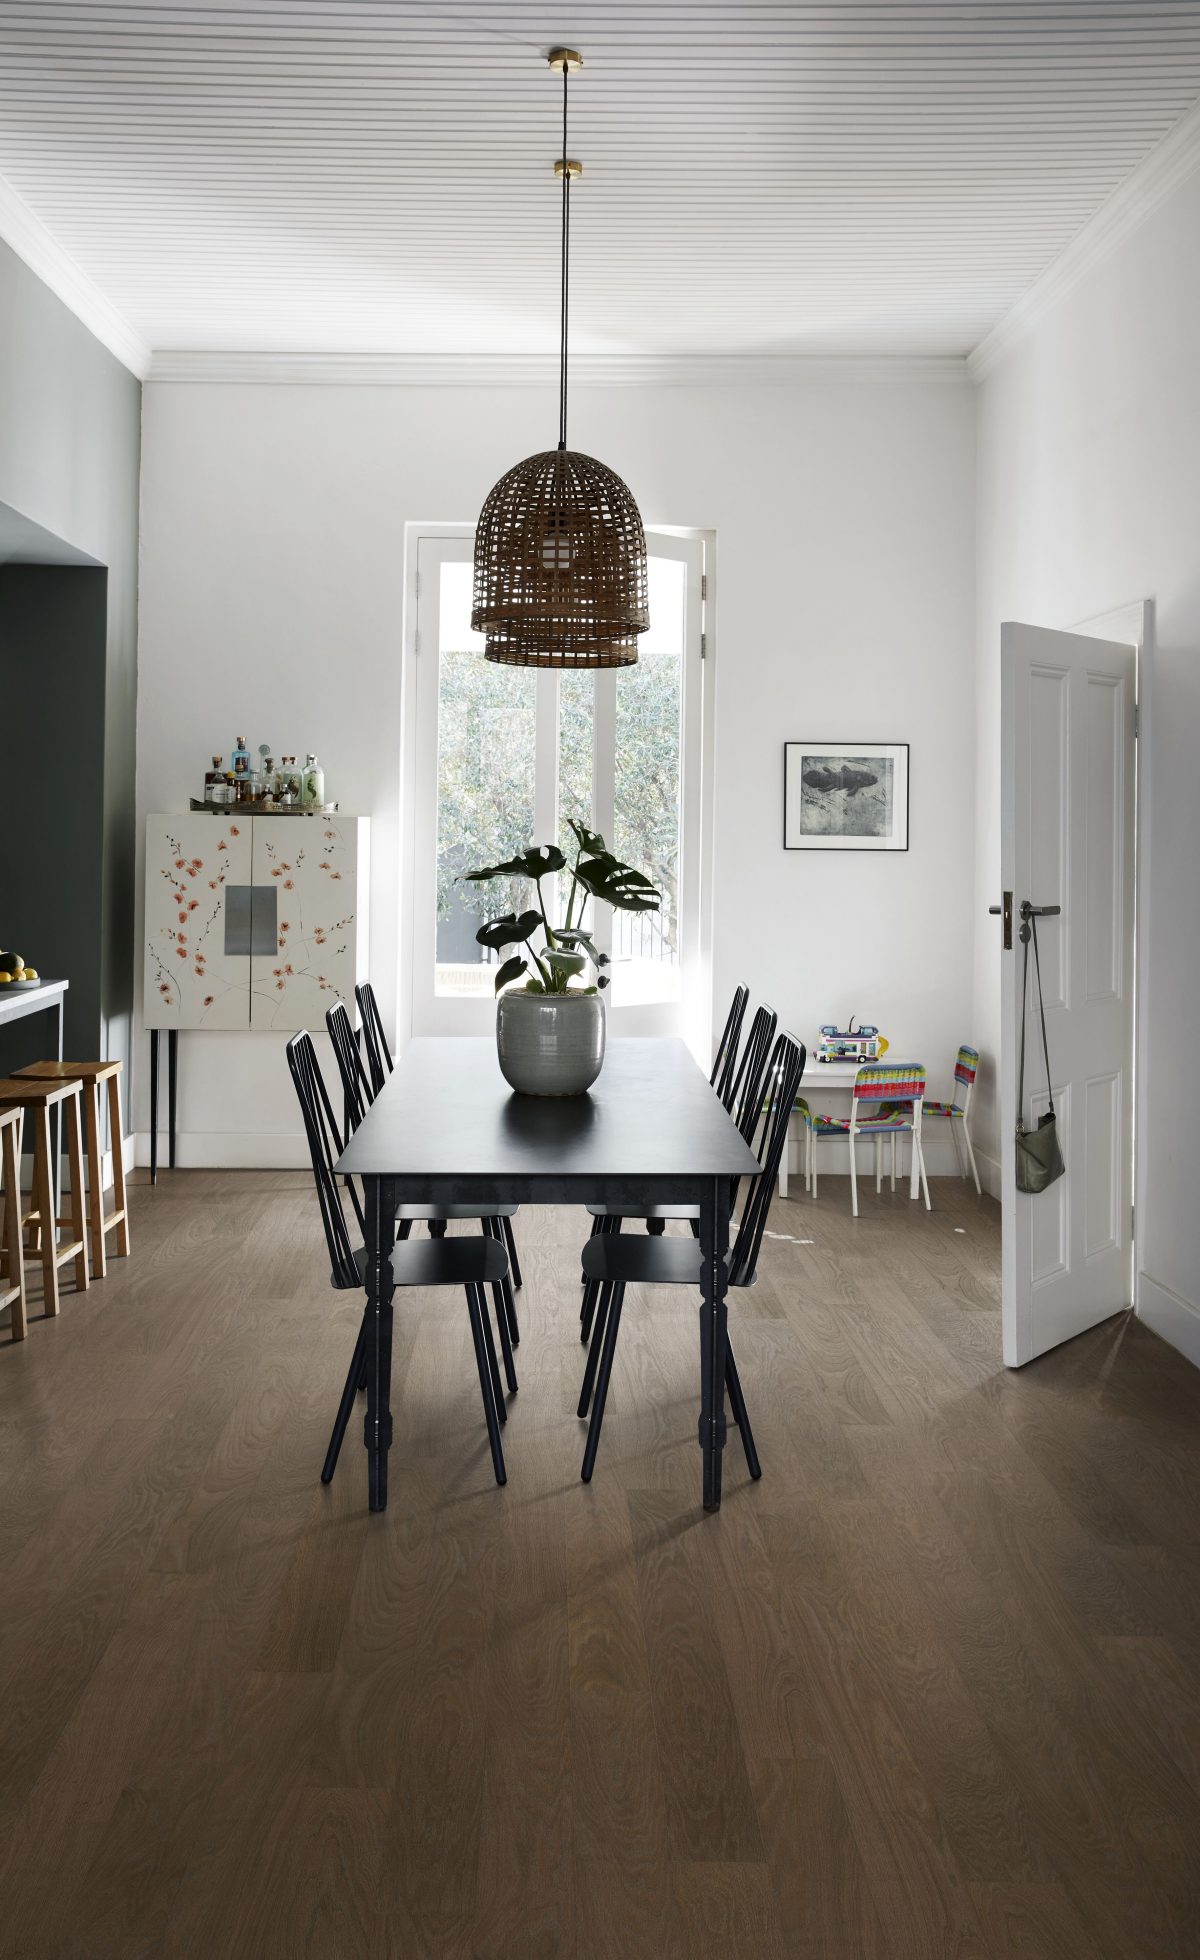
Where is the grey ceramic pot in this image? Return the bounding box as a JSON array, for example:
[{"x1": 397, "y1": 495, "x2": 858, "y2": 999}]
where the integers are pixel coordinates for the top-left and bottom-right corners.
[{"x1": 496, "y1": 990, "x2": 606, "y2": 1097}]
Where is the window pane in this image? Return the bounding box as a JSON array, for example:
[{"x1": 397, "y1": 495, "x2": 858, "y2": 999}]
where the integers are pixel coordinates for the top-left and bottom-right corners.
[
  {"x1": 435, "y1": 561, "x2": 537, "y2": 997},
  {"x1": 558, "y1": 670, "x2": 594, "y2": 929},
  {"x1": 612, "y1": 556, "x2": 685, "y2": 1004}
]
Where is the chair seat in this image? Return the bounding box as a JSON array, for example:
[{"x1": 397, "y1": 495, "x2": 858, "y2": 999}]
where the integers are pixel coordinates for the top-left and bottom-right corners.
[
  {"x1": 921, "y1": 1100, "x2": 962, "y2": 1118},
  {"x1": 587, "y1": 1202, "x2": 699, "y2": 1223},
  {"x1": 808, "y1": 1111, "x2": 914, "y2": 1136},
  {"x1": 15, "y1": 1059, "x2": 122, "y2": 1083},
  {"x1": 348, "y1": 1236, "x2": 509, "y2": 1290},
  {"x1": 582, "y1": 1233, "x2": 713, "y2": 1288},
  {"x1": 397, "y1": 1202, "x2": 518, "y2": 1222}
]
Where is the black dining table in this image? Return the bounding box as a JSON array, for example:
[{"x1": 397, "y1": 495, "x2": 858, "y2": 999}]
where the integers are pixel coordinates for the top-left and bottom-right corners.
[{"x1": 335, "y1": 1034, "x2": 761, "y2": 1513}]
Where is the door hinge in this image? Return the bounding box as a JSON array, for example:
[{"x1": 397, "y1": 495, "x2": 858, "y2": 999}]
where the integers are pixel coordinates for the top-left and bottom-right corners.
[
  {"x1": 1133, "y1": 703, "x2": 1139, "y2": 737},
  {"x1": 700, "y1": 630, "x2": 707, "y2": 660},
  {"x1": 1131, "y1": 1203, "x2": 1136, "y2": 1241},
  {"x1": 700, "y1": 572, "x2": 707, "y2": 601}
]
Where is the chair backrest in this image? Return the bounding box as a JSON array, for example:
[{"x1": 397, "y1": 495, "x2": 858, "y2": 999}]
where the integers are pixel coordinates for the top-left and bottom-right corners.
[
  {"x1": 711, "y1": 983, "x2": 749, "y2": 1104},
  {"x1": 286, "y1": 1031, "x2": 363, "y2": 1288},
  {"x1": 729, "y1": 1031, "x2": 807, "y2": 1288},
  {"x1": 726, "y1": 1003, "x2": 778, "y2": 1142},
  {"x1": 852, "y1": 1061, "x2": 926, "y2": 1103},
  {"x1": 953, "y1": 1044, "x2": 979, "y2": 1110},
  {"x1": 326, "y1": 998, "x2": 373, "y2": 1134},
  {"x1": 356, "y1": 981, "x2": 393, "y2": 1094}
]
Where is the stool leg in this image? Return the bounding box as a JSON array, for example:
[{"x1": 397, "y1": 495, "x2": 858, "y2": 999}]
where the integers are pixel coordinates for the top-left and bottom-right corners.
[
  {"x1": 82, "y1": 1082, "x2": 107, "y2": 1281},
  {"x1": 108, "y1": 1072, "x2": 131, "y2": 1257},
  {"x1": 31, "y1": 1108, "x2": 59, "y2": 1318},
  {"x1": 63, "y1": 1094, "x2": 89, "y2": 1293},
  {"x1": 2, "y1": 1118, "x2": 26, "y2": 1342}
]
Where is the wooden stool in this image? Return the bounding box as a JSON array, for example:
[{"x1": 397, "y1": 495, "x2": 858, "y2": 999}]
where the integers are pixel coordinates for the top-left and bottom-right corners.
[
  {"x1": 15, "y1": 1060, "x2": 130, "y2": 1281},
  {"x1": 0, "y1": 1079, "x2": 88, "y2": 1317},
  {"x1": 0, "y1": 1106, "x2": 27, "y2": 1342}
]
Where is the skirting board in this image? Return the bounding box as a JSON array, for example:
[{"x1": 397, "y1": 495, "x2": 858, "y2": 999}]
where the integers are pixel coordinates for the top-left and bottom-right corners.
[
  {"x1": 134, "y1": 1131, "x2": 312, "y2": 1171},
  {"x1": 19, "y1": 1134, "x2": 136, "y2": 1194},
  {"x1": 1137, "y1": 1270, "x2": 1200, "y2": 1370}
]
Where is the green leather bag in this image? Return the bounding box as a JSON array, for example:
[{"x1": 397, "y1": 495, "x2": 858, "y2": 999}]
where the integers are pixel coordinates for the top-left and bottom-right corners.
[{"x1": 1015, "y1": 913, "x2": 1065, "y2": 1194}]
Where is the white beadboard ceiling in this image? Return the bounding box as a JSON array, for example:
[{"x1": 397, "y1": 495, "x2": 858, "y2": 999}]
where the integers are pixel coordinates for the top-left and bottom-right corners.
[{"x1": 0, "y1": 2, "x2": 1199, "y2": 369}]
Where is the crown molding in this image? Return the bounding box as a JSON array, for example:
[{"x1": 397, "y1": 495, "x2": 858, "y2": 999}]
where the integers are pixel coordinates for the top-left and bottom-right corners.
[
  {"x1": 0, "y1": 171, "x2": 150, "y2": 380},
  {"x1": 969, "y1": 97, "x2": 1200, "y2": 384},
  {"x1": 146, "y1": 349, "x2": 969, "y2": 388}
]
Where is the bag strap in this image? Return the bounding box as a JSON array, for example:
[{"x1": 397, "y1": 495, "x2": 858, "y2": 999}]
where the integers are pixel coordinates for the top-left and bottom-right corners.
[
  {"x1": 1017, "y1": 926, "x2": 1030, "y2": 1133},
  {"x1": 1029, "y1": 913, "x2": 1055, "y2": 1117}
]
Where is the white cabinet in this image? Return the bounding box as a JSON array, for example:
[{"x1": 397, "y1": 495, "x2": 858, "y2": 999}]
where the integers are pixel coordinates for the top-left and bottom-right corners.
[{"x1": 144, "y1": 813, "x2": 369, "y2": 1032}]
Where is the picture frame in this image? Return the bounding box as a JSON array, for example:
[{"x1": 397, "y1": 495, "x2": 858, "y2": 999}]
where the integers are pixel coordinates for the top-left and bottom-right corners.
[{"x1": 783, "y1": 741, "x2": 909, "y2": 852}]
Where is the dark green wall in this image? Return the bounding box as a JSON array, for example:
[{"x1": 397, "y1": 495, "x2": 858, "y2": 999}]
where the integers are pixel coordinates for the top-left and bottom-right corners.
[{"x1": 0, "y1": 240, "x2": 141, "y2": 1087}]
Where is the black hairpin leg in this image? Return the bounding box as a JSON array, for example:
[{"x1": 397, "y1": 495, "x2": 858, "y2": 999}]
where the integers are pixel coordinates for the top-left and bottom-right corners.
[
  {"x1": 724, "y1": 1339, "x2": 761, "y2": 1479},
  {"x1": 323, "y1": 1316, "x2": 367, "y2": 1483},
  {"x1": 149, "y1": 1030, "x2": 159, "y2": 1187},
  {"x1": 167, "y1": 1029, "x2": 178, "y2": 1169},
  {"x1": 581, "y1": 1283, "x2": 625, "y2": 1483},
  {"x1": 465, "y1": 1282, "x2": 506, "y2": 1485},
  {"x1": 500, "y1": 1213, "x2": 523, "y2": 1290}
]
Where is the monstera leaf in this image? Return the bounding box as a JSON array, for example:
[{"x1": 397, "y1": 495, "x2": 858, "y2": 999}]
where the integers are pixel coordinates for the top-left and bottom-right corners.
[
  {"x1": 565, "y1": 818, "x2": 609, "y2": 858},
  {"x1": 554, "y1": 930, "x2": 609, "y2": 968},
  {"x1": 492, "y1": 955, "x2": 529, "y2": 995},
  {"x1": 463, "y1": 845, "x2": 566, "y2": 884},
  {"x1": 573, "y1": 856, "x2": 662, "y2": 913},
  {"x1": 474, "y1": 910, "x2": 542, "y2": 951},
  {"x1": 544, "y1": 947, "x2": 588, "y2": 980}
]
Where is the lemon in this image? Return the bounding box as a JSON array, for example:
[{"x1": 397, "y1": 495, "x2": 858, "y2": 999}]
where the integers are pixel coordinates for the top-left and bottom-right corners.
[
  {"x1": 22, "y1": 966, "x2": 38, "y2": 980},
  {"x1": 0, "y1": 973, "x2": 11, "y2": 984}
]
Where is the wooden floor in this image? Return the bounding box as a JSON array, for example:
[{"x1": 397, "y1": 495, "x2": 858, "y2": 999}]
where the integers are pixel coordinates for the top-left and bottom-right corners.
[{"x1": 2, "y1": 1171, "x2": 1199, "y2": 1958}]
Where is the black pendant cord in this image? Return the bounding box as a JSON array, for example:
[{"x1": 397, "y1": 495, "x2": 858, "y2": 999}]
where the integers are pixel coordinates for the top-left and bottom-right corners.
[{"x1": 558, "y1": 56, "x2": 570, "y2": 451}]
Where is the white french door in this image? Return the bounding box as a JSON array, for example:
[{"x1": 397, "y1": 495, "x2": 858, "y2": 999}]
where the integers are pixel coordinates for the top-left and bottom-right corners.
[
  {"x1": 406, "y1": 529, "x2": 709, "y2": 1044},
  {"x1": 1000, "y1": 621, "x2": 1136, "y2": 1367}
]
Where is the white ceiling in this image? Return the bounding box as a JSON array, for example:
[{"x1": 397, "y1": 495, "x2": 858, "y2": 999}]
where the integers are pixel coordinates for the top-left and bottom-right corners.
[{"x1": 0, "y1": 2, "x2": 1198, "y2": 366}]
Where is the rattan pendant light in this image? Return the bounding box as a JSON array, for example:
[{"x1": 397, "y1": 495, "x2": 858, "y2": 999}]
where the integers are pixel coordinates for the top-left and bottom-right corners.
[{"x1": 472, "y1": 48, "x2": 649, "y2": 669}]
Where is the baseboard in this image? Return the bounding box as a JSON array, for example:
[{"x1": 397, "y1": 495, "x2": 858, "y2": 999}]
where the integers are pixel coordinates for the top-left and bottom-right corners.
[
  {"x1": 1137, "y1": 1270, "x2": 1200, "y2": 1369},
  {"x1": 975, "y1": 1147, "x2": 1003, "y2": 1202},
  {"x1": 19, "y1": 1133, "x2": 136, "y2": 1194},
  {"x1": 133, "y1": 1130, "x2": 312, "y2": 1170}
]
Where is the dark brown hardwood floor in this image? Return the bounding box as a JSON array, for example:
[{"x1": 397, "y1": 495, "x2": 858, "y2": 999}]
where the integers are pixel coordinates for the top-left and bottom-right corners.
[{"x1": 1, "y1": 1170, "x2": 1199, "y2": 1959}]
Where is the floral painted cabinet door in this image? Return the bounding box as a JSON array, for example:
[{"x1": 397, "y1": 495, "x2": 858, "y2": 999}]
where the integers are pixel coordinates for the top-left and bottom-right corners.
[
  {"x1": 248, "y1": 817, "x2": 368, "y2": 1030},
  {"x1": 145, "y1": 816, "x2": 254, "y2": 1029}
]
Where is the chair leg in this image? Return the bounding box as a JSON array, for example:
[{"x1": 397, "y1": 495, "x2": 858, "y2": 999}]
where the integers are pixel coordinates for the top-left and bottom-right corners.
[
  {"x1": 63, "y1": 1094, "x2": 89, "y2": 1292},
  {"x1": 500, "y1": 1212, "x2": 523, "y2": 1290},
  {"x1": 1, "y1": 1117, "x2": 26, "y2": 1342},
  {"x1": 646, "y1": 1217, "x2": 666, "y2": 1236},
  {"x1": 580, "y1": 1276, "x2": 603, "y2": 1343},
  {"x1": 465, "y1": 1284, "x2": 506, "y2": 1486},
  {"x1": 477, "y1": 1280, "x2": 507, "y2": 1425},
  {"x1": 725, "y1": 1339, "x2": 762, "y2": 1480},
  {"x1": 484, "y1": 1218, "x2": 520, "y2": 1346},
  {"x1": 578, "y1": 1283, "x2": 612, "y2": 1416},
  {"x1": 107, "y1": 1071, "x2": 131, "y2": 1257},
  {"x1": 849, "y1": 1132, "x2": 859, "y2": 1218},
  {"x1": 491, "y1": 1278, "x2": 519, "y2": 1396},
  {"x1": 916, "y1": 1132, "x2": 932, "y2": 1211},
  {"x1": 874, "y1": 1135, "x2": 882, "y2": 1195},
  {"x1": 947, "y1": 1112, "x2": 966, "y2": 1180},
  {"x1": 30, "y1": 1108, "x2": 59, "y2": 1318},
  {"x1": 962, "y1": 1121, "x2": 982, "y2": 1196},
  {"x1": 322, "y1": 1317, "x2": 367, "y2": 1483},
  {"x1": 581, "y1": 1283, "x2": 625, "y2": 1482},
  {"x1": 82, "y1": 1081, "x2": 106, "y2": 1281}
]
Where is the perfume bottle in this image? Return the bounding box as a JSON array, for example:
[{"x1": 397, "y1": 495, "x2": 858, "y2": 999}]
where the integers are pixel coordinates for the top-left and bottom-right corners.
[
  {"x1": 303, "y1": 753, "x2": 325, "y2": 809},
  {"x1": 231, "y1": 735, "x2": 250, "y2": 777},
  {"x1": 204, "y1": 755, "x2": 225, "y2": 803}
]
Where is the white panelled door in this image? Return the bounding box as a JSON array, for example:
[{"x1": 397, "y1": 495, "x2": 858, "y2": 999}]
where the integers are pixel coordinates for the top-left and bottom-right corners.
[{"x1": 1000, "y1": 622, "x2": 1136, "y2": 1367}]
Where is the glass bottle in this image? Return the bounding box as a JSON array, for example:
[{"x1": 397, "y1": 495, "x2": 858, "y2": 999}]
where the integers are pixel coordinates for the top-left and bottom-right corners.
[
  {"x1": 231, "y1": 735, "x2": 250, "y2": 778},
  {"x1": 303, "y1": 753, "x2": 325, "y2": 809},
  {"x1": 203, "y1": 755, "x2": 225, "y2": 804},
  {"x1": 262, "y1": 757, "x2": 277, "y2": 800}
]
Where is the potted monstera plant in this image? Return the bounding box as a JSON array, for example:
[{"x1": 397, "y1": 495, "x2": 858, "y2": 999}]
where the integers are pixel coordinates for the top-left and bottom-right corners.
[{"x1": 463, "y1": 819, "x2": 661, "y2": 1096}]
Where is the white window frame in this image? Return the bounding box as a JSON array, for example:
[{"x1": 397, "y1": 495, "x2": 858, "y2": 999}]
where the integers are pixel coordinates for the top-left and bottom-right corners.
[{"x1": 399, "y1": 523, "x2": 715, "y2": 1058}]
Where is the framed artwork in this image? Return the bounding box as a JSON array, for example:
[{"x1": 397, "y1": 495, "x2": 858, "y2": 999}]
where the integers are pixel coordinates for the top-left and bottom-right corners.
[{"x1": 783, "y1": 742, "x2": 909, "y2": 852}]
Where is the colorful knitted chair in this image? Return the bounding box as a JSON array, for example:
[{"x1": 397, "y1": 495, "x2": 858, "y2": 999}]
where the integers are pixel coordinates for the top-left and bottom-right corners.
[
  {"x1": 802, "y1": 1062, "x2": 931, "y2": 1216},
  {"x1": 919, "y1": 1044, "x2": 981, "y2": 1194}
]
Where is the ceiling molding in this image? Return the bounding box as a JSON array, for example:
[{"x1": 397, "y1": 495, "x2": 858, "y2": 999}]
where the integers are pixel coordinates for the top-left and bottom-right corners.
[
  {"x1": 969, "y1": 96, "x2": 1200, "y2": 383},
  {"x1": 146, "y1": 350, "x2": 969, "y2": 389},
  {"x1": 0, "y1": 170, "x2": 150, "y2": 379}
]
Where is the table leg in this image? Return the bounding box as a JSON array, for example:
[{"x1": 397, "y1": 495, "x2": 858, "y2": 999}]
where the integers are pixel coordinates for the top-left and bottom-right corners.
[
  {"x1": 149, "y1": 1031, "x2": 159, "y2": 1187},
  {"x1": 363, "y1": 1173, "x2": 398, "y2": 1511},
  {"x1": 698, "y1": 1174, "x2": 731, "y2": 1512},
  {"x1": 778, "y1": 1114, "x2": 791, "y2": 1200},
  {"x1": 51, "y1": 998, "x2": 64, "y2": 1220},
  {"x1": 168, "y1": 1029, "x2": 178, "y2": 1170}
]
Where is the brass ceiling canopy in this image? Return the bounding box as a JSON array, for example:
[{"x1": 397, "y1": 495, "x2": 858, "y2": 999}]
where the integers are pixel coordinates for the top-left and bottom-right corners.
[{"x1": 471, "y1": 46, "x2": 649, "y2": 669}]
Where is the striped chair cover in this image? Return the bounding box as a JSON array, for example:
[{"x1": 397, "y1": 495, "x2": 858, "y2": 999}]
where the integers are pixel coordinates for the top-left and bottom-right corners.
[
  {"x1": 923, "y1": 1044, "x2": 979, "y2": 1118},
  {"x1": 809, "y1": 1063, "x2": 926, "y2": 1136}
]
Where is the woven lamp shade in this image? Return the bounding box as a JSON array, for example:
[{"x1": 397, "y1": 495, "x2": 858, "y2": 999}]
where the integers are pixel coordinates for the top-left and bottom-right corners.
[{"x1": 472, "y1": 447, "x2": 649, "y2": 668}]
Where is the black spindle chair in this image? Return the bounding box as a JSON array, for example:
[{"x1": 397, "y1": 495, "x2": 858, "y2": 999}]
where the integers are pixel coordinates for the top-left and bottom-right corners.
[
  {"x1": 580, "y1": 1001, "x2": 779, "y2": 1339},
  {"x1": 355, "y1": 980, "x2": 393, "y2": 1095},
  {"x1": 325, "y1": 999, "x2": 523, "y2": 1345},
  {"x1": 712, "y1": 981, "x2": 749, "y2": 1104},
  {"x1": 576, "y1": 1030, "x2": 806, "y2": 1484},
  {"x1": 287, "y1": 1031, "x2": 514, "y2": 1487}
]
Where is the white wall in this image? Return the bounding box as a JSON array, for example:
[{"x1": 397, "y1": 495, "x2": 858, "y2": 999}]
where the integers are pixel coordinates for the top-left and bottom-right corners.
[
  {"x1": 136, "y1": 374, "x2": 976, "y2": 1165},
  {"x1": 974, "y1": 159, "x2": 1200, "y2": 1360}
]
